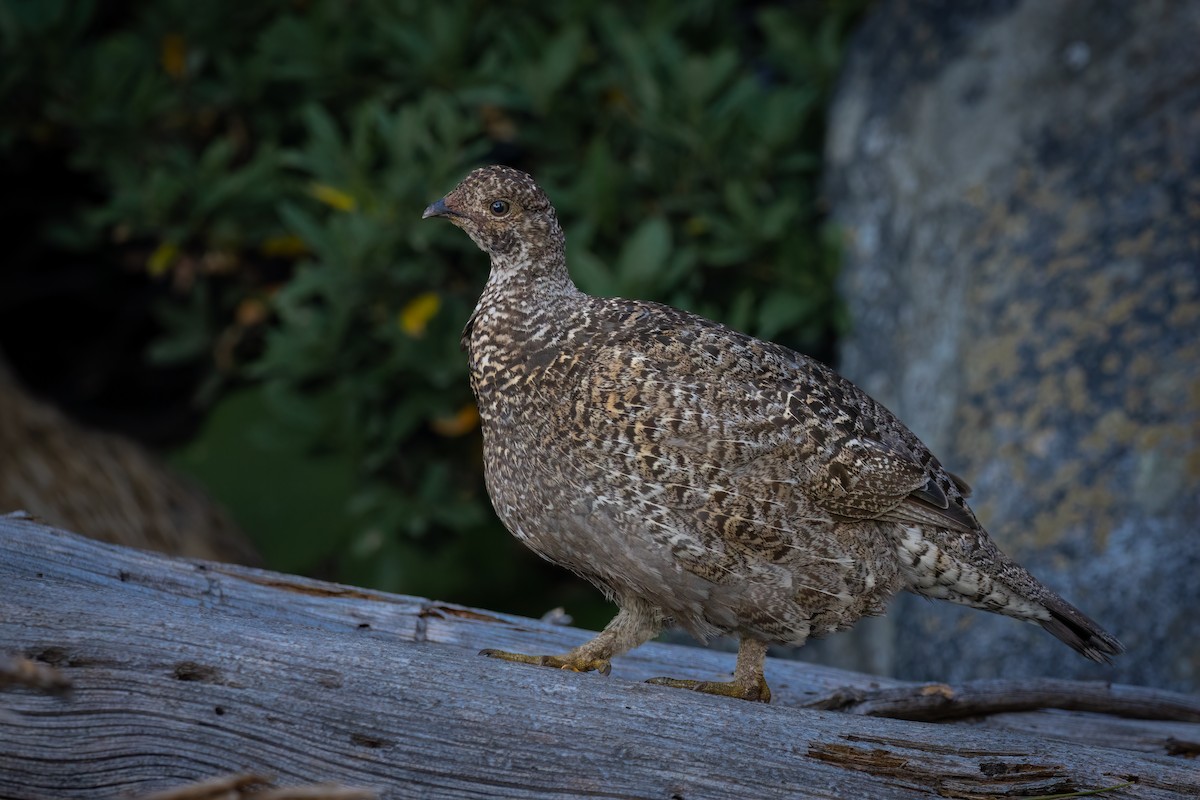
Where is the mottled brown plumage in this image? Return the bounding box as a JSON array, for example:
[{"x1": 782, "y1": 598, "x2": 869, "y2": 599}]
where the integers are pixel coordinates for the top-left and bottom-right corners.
[{"x1": 423, "y1": 166, "x2": 1123, "y2": 701}]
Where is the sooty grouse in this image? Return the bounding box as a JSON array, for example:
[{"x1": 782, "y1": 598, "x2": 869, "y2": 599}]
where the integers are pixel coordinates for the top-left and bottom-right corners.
[{"x1": 423, "y1": 166, "x2": 1123, "y2": 702}]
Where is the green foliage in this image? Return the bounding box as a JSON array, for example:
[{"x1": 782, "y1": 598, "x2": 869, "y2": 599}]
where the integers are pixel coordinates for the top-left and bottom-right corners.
[{"x1": 1, "y1": 0, "x2": 866, "y2": 621}]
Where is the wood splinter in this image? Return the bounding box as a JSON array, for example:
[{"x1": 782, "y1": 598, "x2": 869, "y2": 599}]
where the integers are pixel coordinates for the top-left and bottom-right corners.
[{"x1": 801, "y1": 678, "x2": 1200, "y2": 723}]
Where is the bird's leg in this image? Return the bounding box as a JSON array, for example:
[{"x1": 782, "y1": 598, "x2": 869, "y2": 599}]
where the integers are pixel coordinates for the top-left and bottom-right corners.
[
  {"x1": 647, "y1": 637, "x2": 772, "y2": 702},
  {"x1": 481, "y1": 600, "x2": 661, "y2": 676}
]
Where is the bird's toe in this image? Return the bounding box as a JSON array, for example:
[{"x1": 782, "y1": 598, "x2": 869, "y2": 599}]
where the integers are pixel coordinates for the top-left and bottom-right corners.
[
  {"x1": 479, "y1": 649, "x2": 612, "y2": 675},
  {"x1": 646, "y1": 675, "x2": 772, "y2": 703}
]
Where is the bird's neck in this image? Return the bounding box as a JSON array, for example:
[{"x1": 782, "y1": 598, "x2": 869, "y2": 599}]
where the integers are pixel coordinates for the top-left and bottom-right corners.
[
  {"x1": 463, "y1": 242, "x2": 582, "y2": 360},
  {"x1": 478, "y1": 245, "x2": 581, "y2": 318},
  {"x1": 464, "y1": 248, "x2": 585, "y2": 399}
]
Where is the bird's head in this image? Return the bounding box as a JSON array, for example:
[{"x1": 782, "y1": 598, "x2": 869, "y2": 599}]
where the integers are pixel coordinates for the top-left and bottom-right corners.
[{"x1": 423, "y1": 166, "x2": 565, "y2": 274}]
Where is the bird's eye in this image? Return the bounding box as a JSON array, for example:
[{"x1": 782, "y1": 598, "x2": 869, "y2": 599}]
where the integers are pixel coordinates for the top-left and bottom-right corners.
[{"x1": 489, "y1": 199, "x2": 510, "y2": 216}]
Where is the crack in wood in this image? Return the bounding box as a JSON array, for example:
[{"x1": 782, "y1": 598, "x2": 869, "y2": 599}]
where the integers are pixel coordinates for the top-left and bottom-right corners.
[
  {"x1": 418, "y1": 603, "x2": 513, "y2": 624},
  {"x1": 842, "y1": 732, "x2": 1026, "y2": 758},
  {"x1": 219, "y1": 570, "x2": 384, "y2": 601},
  {"x1": 415, "y1": 603, "x2": 532, "y2": 637},
  {"x1": 172, "y1": 661, "x2": 226, "y2": 685},
  {"x1": 1164, "y1": 738, "x2": 1199, "y2": 758},
  {"x1": 808, "y1": 737, "x2": 1076, "y2": 799},
  {"x1": 349, "y1": 732, "x2": 392, "y2": 749}
]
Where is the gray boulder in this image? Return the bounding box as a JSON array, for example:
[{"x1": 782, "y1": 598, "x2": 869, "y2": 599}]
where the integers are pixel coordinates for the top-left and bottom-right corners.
[{"x1": 819, "y1": 0, "x2": 1200, "y2": 691}]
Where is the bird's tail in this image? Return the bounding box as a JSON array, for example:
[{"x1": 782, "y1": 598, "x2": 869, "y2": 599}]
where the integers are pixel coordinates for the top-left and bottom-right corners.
[
  {"x1": 994, "y1": 556, "x2": 1125, "y2": 663},
  {"x1": 930, "y1": 574, "x2": 1124, "y2": 663},
  {"x1": 898, "y1": 532, "x2": 1124, "y2": 663},
  {"x1": 1033, "y1": 590, "x2": 1125, "y2": 663}
]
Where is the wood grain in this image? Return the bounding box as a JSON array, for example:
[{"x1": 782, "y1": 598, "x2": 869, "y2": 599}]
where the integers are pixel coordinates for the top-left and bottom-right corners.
[{"x1": 2, "y1": 514, "x2": 1197, "y2": 799}]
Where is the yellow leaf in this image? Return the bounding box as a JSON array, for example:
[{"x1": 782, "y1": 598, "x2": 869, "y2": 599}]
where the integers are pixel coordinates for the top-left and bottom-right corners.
[
  {"x1": 309, "y1": 182, "x2": 357, "y2": 212},
  {"x1": 398, "y1": 292, "x2": 441, "y2": 337},
  {"x1": 431, "y1": 404, "x2": 480, "y2": 437},
  {"x1": 260, "y1": 234, "x2": 309, "y2": 258},
  {"x1": 161, "y1": 34, "x2": 187, "y2": 79},
  {"x1": 147, "y1": 242, "x2": 179, "y2": 277}
]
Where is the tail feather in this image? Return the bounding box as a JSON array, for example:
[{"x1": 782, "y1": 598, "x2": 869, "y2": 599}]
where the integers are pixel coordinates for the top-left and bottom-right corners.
[{"x1": 1036, "y1": 593, "x2": 1125, "y2": 664}]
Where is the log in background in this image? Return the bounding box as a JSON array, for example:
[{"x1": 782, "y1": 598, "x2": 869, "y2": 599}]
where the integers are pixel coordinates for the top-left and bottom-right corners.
[{"x1": 2, "y1": 514, "x2": 1198, "y2": 799}]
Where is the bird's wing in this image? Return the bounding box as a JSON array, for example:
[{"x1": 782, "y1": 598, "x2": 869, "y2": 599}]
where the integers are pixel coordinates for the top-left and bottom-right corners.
[
  {"x1": 778, "y1": 356, "x2": 979, "y2": 532},
  {"x1": 803, "y1": 429, "x2": 976, "y2": 531}
]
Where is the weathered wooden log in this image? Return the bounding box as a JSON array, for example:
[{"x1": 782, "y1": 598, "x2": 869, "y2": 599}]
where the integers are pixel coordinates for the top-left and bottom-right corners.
[{"x1": 2, "y1": 514, "x2": 1198, "y2": 799}]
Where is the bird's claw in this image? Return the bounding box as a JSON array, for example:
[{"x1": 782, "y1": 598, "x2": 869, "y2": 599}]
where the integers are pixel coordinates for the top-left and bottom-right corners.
[
  {"x1": 646, "y1": 675, "x2": 772, "y2": 703},
  {"x1": 479, "y1": 648, "x2": 612, "y2": 676}
]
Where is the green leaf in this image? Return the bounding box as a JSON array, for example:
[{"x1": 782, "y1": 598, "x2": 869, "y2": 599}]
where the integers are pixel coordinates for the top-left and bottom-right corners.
[
  {"x1": 530, "y1": 24, "x2": 585, "y2": 111},
  {"x1": 616, "y1": 216, "x2": 672, "y2": 292},
  {"x1": 278, "y1": 201, "x2": 331, "y2": 260},
  {"x1": 757, "y1": 291, "x2": 813, "y2": 341}
]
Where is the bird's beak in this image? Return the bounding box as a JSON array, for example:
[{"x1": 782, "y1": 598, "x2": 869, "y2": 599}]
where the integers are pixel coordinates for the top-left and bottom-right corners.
[{"x1": 422, "y1": 197, "x2": 453, "y2": 220}]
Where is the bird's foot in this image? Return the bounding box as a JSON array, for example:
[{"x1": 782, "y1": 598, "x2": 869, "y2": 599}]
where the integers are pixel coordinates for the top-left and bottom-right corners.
[
  {"x1": 479, "y1": 649, "x2": 612, "y2": 676},
  {"x1": 645, "y1": 675, "x2": 772, "y2": 703}
]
